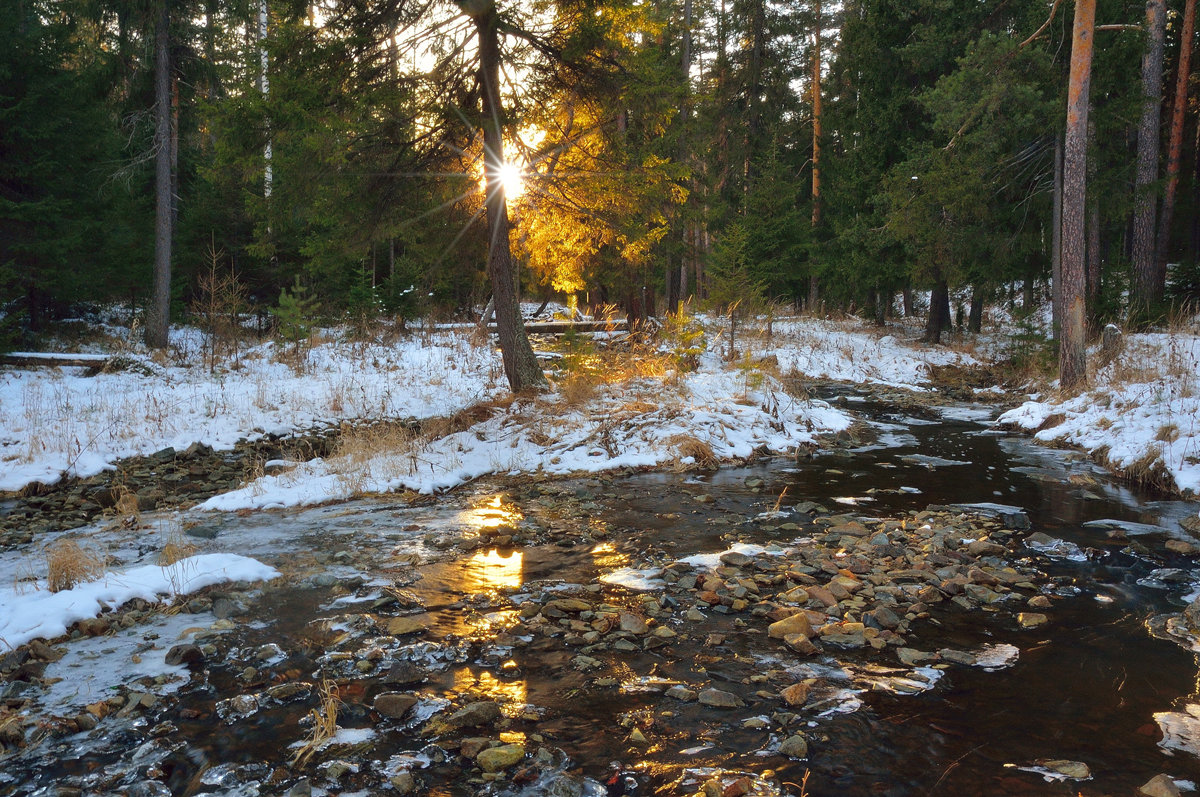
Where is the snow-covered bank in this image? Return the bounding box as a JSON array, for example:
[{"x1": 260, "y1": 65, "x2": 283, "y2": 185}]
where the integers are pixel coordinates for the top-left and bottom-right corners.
[
  {"x1": 0, "y1": 328, "x2": 504, "y2": 492},
  {"x1": 0, "y1": 554, "x2": 279, "y2": 651},
  {"x1": 763, "y1": 318, "x2": 981, "y2": 388},
  {"x1": 999, "y1": 330, "x2": 1200, "y2": 496},
  {"x1": 200, "y1": 363, "x2": 853, "y2": 510},
  {"x1": 0, "y1": 314, "x2": 965, "y2": 502}
]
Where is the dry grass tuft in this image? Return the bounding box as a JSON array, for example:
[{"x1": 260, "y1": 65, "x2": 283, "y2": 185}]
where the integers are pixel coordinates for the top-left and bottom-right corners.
[
  {"x1": 44, "y1": 539, "x2": 106, "y2": 593},
  {"x1": 330, "y1": 422, "x2": 421, "y2": 495},
  {"x1": 1157, "y1": 423, "x2": 1181, "y2": 443},
  {"x1": 114, "y1": 487, "x2": 140, "y2": 518},
  {"x1": 560, "y1": 372, "x2": 600, "y2": 406},
  {"x1": 159, "y1": 522, "x2": 199, "y2": 567},
  {"x1": 292, "y1": 679, "x2": 341, "y2": 768},
  {"x1": 667, "y1": 434, "x2": 719, "y2": 470}
]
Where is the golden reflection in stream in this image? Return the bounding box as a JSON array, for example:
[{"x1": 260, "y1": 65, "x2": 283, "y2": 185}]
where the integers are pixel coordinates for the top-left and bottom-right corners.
[
  {"x1": 453, "y1": 668, "x2": 529, "y2": 719},
  {"x1": 461, "y1": 493, "x2": 524, "y2": 532},
  {"x1": 590, "y1": 541, "x2": 630, "y2": 570},
  {"x1": 465, "y1": 549, "x2": 524, "y2": 591}
]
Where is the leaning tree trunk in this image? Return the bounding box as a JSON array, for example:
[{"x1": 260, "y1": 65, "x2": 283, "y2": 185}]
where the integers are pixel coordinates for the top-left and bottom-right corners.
[
  {"x1": 1131, "y1": 0, "x2": 1167, "y2": 319},
  {"x1": 472, "y1": 3, "x2": 545, "y2": 392},
  {"x1": 145, "y1": 0, "x2": 172, "y2": 349},
  {"x1": 1155, "y1": 0, "x2": 1197, "y2": 300},
  {"x1": 1060, "y1": 0, "x2": 1095, "y2": 391}
]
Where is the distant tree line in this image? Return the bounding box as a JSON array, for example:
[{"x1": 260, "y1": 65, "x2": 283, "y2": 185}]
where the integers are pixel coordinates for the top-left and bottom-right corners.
[{"x1": 4, "y1": 0, "x2": 1200, "y2": 379}]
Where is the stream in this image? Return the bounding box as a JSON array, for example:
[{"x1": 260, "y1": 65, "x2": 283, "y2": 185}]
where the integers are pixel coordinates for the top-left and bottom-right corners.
[{"x1": 3, "y1": 390, "x2": 1200, "y2": 797}]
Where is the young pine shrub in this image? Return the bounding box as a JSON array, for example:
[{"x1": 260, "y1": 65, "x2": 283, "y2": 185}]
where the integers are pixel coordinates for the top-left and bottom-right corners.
[
  {"x1": 191, "y1": 241, "x2": 249, "y2": 373},
  {"x1": 270, "y1": 277, "x2": 320, "y2": 370}
]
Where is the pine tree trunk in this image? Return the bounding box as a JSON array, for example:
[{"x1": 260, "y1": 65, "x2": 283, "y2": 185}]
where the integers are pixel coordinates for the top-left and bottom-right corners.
[
  {"x1": 1060, "y1": 0, "x2": 1095, "y2": 390},
  {"x1": 742, "y1": 0, "x2": 765, "y2": 190},
  {"x1": 680, "y1": 0, "x2": 693, "y2": 305},
  {"x1": 1155, "y1": 0, "x2": 1197, "y2": 300},
  {"x1": 1052, "y1": 132, "x2": 1063, "y2": 337},
  {"x1": 145, "y1": 0, "x2": 172, "y2": 349},
  {"x1": 810, "y1": 0, "x2": 822, "y2": 303},
  {"x1": 1131, "y1": 0, "x2": 1167, "y2": 318},
  {"x1": 924, "y1": 274, "x2": 949, "y2": 344},
  {"x1": 473, "y1": 4, "x2": 545, "y2": 392},
  {"x1": 968, "y1": 284, "x2": 984, "y2": 334}
]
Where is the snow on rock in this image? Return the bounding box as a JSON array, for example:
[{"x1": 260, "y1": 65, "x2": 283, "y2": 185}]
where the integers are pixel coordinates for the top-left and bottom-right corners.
[
  {"x1": 997, "y1": 331, "x2": 1200, "y2": 496},
  {"x1": 0, "y1": 554, "x2": 280, "y2": 651}
]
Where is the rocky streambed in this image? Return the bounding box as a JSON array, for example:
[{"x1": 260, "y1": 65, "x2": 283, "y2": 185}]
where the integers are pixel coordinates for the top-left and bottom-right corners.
[{"x1": 2, "y1": 399, "x2": 1200, "y2": 797}]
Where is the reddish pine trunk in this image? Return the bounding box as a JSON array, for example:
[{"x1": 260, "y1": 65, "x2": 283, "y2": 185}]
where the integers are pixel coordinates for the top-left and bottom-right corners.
[
  {"x1": 1154, "y1": 0, "x2": 1197, "y2": 301},
  {"x1": 1060, "y1": 0, "x2": 1095, "y2": 390},
  {"x1": 1131, "y1": 0, "x2": 1167, "y2": 318}
]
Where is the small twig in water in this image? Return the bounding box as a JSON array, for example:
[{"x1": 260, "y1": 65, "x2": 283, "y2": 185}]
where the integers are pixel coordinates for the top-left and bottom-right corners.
[
  {"x1": 930, "y1": 743, "x2": 987, "y2": 792},
  {"x1": 772, "y1": 486, "x2": 789, "y2": 513}
]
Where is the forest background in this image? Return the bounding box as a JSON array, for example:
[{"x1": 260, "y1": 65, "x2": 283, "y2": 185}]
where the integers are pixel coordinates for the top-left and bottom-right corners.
[{"x1": 4, "y1": 0, "x2": 1200, "y2": 379}]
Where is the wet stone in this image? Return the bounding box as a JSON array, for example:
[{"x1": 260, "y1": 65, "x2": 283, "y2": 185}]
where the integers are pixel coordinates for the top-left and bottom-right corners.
[
  {"x1": 477, "y1": 743, "x2": 525, "y2": 772},
  {"x1": 164, "y1": 644, "x2": 205, "y2": 668},
  {"x1": 768, "y1": 613, "x2": 813, "y2": 640},
  {"x1": 374, "y1": 692, "x2": 418, "y2": 719},
  {"x1": 779, "y1": 733, "x2": 809, "y2": 758},
  {"x1": 387, "y1": 615, "x2": 431, "y2": 636},
  {"x1": 212, "y1": 598, "x2": 246, "y2": 619},
  {"x1": 1017, "y1": 612, "x2": 1048, "y2": 629},
  {"x1": 1140, "y1": 774, "x2": 1182, "y2": 797},
  {"x1": 445, "y1": 701, "x2": 501, "y2": 728},
  {"x1": 666, "y1": 685, "x2": 697, "y2": 701},
  {"x1": 382, "y1": 661, "x2": 428, "y2": 685},
  {"x1": 619, "y1": 613, "x2": 649, "y2": 634},
  {"x1": 698, "y1": 688, "x2": 744, "y2": 708}
]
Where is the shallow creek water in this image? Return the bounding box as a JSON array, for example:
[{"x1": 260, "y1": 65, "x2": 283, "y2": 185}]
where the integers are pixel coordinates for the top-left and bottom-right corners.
[{"x1": 4, "y1": 392, "x2": 1200, "y2": 797}]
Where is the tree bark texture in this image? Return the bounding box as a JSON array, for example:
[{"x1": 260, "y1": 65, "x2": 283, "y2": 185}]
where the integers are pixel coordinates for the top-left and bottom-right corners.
[
  {"x1": 1052, "y1": 132, "x2": 1063, "y2": 337},
  {"x1": 924, "y1": 276, "x2": 950, "y2": 345},
  {"x1": 1060, "y1": 0, "x2": 1095, "y2": 390},
  {"x1": 811, "y1": 0, "x2": 822, "y2": 228},
  {"x1": 473, "y1": 4, "x2": 545, "y2": 392},
  {"x1": 1154, "y1": 0, "x2": 1197, "y2": 297},
  {"x1": 145, "y1": 0, "x2": 172, "y2": 349},
  {"x1": 968, "y1": 284, "x2": 984, "y2": 334},
  {"x1": 1131, "y1": 0, "x2": 1166, "y2": 316}
]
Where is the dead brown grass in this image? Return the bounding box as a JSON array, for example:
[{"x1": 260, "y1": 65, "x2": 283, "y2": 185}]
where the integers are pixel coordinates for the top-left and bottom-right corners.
[
  {"x1": 159, "y1": 529, "x2": 199, "y2": 567},
  {"x1": 44, "y1": 539, "x2": 106, "y2": 593},
  {"x1": 1157, "y1": 423, "x2": 1181, "y2": 443},
  {"x1": 292, "y1": 679, "x2": 341, "y2": 768},
  {"x1": 560, "y1": 372, "x2": 600, "y2": 406},
  {"x1": 114, "y1": 487, "x2": 140, "y2": 518},
  {"x1": 667, "y1": 434, "x2": 718, "y2": 470}
]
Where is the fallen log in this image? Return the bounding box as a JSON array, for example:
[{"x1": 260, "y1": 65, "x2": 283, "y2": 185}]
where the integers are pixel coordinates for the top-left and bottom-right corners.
[{"x1": 0, "y1": 352, "x2": 141, "y2": 373}]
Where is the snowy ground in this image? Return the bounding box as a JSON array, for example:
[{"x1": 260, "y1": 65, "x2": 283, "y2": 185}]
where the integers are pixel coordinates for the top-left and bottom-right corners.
[
  {"x1": 3, "y1": 308, "x2": 1198, "y2": 505},
  {"x1": 1000, "y1": 325, "x2": 1200, "y2": 497},
  {"x1": 0, "y1": 325, "x2": 507, "y2": 492}
]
